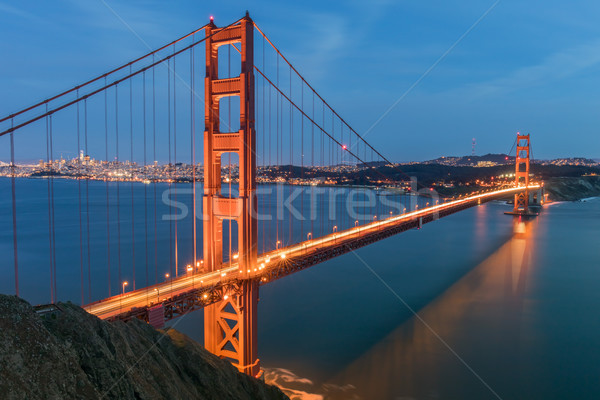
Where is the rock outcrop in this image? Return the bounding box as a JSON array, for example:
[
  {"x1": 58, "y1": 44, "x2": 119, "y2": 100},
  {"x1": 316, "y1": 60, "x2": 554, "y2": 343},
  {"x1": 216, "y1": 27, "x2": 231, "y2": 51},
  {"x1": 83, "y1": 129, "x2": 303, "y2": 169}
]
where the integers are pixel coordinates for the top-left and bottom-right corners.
[
  {"x1": 0, "y1": 295, "x2": 288, "y2": 400},
  {"x1": 544, "y1": 176, "x2": 600, "y2": 201}
]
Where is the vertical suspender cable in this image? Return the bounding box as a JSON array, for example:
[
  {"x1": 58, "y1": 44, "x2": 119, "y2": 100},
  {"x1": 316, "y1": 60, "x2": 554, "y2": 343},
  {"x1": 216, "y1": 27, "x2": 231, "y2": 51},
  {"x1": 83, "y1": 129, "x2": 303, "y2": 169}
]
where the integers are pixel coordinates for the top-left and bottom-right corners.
[
  {"x1": 275, "y1": 55, "x2": 279, "y2": 247},
  {"x1": 173, "y1": 50, "x2": 179, "y2": 277},
  {"x1": 116, "y1": 85, "x2": 122, "y2": 290},
  {"x1": 85, "y1": 100, "x2": 91, "y2": 302},
  {"x1": 77, "y1": 90, "x2": 84, "y2": 305},
  {"x1": 105, "y1": 78, "x2": 111, "y2": 296},
  {"x1": 268, "y1": 74, "x2": 272, "y2": 251},
  {"x1": 49, "y1": 115, "x2": 57, "y2": 300},
  {"x1": 130, "y1": 66, "x2": 136, "y2": 290},
  {"x1": 46, "y1": 110, "x2": 54, "y2": 303},
  {"x1": 300, "y1": 83, "x2": 304, "y2": 241},
  {"x1": 10, "y1": 119, "x2": 19, "y2": 297},
  {"x1": 311, "y1": 92, "x2": 314, "y2": 238},
  {"x1": 331, "y1": 109, "x2": 334, "y2": 232},
  {"x1": 153, "y1": 56, "x2": 158, "y2": 285},
  {"x1": 288, "y1": 67, "x2": 292, "y2": 245},
  {"x1": 262, "y1": 37, "x2": 265, "y2": 254},
  {"x1": 143, "y1": 71, "x2": 149, "y2": 290},
  {"x1": 341, "y1": 121, "x2": 344, "y2": 226},
  {"x1": 191, "y1": 38, "x2": 197, "y2": 269},
  {"x1": 168, "y1": 58, "x2": 173, "y2": 280},
  {"x1": 321, "y1": 102, "x2": 324, "y2": 238}
]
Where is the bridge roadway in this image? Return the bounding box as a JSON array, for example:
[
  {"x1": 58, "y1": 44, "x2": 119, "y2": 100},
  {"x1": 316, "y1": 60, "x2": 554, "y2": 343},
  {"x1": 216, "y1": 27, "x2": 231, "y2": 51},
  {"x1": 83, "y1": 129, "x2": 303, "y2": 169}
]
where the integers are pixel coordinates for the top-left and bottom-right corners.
[{"x1": 84, "y1": 185, "x2": 540, "y2": 323}]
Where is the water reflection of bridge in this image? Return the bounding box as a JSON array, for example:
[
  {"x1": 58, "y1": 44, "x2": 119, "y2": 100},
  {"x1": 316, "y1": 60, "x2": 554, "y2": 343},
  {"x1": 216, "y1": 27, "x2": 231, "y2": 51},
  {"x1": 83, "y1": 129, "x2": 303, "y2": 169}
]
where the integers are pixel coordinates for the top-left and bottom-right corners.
[{"x1": 330, "y1": 217, "x2": 537, "y2": 399}]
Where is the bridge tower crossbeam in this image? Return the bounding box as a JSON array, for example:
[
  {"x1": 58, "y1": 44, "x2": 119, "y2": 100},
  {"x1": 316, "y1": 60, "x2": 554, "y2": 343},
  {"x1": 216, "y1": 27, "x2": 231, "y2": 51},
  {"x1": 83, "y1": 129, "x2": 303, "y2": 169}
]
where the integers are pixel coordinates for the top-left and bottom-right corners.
[{"x1": 203, "y1": 14, "x2": 259, "y2": 377}]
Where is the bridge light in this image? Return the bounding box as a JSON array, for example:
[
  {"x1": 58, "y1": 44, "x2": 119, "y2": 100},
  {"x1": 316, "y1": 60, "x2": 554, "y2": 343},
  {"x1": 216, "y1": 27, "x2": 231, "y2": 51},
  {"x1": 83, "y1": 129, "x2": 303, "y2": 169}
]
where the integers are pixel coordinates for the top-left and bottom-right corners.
[
  {"x1": 221, "y1": 272, "x2": 226, "y2": 277},
  {"x1": 342, "y1": 144, "x2": 347, "y2": 150},
  {"x1": 210, "y1": 15, "x2": 214, "y2": 22},
  {"x1": 265, "y1": 257, "x2": 270, "y2": 263},
  {"x1": 187, "y1": 264, "x2": 192, "y2": 272},
  {"x1": 224, "y1": 294, "x2": 229, "y2": 300},
  {"x1": 307, "y1": 232, "x2": 312, "y2": 240},
  {"x1": 281, "y1": 254, "x2": 286, "y2": 259},
  {"x1": 203, "y1": 293, "x2": 208, "y2": 299},
  {"x1": 333, "y1": 225, "x2": 338, "y2": 233},
  {"x1": 233, "y1": 253, "x2": 239, "y2": 260},
  {"x1": 355, "y1": 220, "x2": 359, "y2": 227}
]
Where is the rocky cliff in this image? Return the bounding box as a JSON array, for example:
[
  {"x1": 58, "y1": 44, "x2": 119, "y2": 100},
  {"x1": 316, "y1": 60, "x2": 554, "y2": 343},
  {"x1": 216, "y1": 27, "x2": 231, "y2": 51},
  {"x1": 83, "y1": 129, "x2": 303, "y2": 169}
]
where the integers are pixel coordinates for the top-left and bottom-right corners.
[
  {"x1": 0, "y1": 295, "x2": 288, "y2": 400},
  {"x1": 544, "y1": 176, "x2": 600, "y2": 201}
]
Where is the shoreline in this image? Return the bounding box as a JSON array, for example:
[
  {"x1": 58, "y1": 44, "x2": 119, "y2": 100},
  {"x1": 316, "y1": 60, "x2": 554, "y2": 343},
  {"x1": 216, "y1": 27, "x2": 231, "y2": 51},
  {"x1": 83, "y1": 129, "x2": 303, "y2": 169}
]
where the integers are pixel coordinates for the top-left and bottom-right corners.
[{"x1": 2, "y1": 175, "x2": 599, "y2": 202}]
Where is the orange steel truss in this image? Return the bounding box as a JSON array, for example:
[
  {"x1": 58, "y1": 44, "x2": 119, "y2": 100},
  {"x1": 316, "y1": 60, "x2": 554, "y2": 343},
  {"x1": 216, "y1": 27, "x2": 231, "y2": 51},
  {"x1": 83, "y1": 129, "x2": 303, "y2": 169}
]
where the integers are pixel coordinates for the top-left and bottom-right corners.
[
  {"x1": 203, "y1": 14, "x2": 259, "y2": 377},
  {"x1": 513, "y1": 133, "x2": 530, "y2": 213}
]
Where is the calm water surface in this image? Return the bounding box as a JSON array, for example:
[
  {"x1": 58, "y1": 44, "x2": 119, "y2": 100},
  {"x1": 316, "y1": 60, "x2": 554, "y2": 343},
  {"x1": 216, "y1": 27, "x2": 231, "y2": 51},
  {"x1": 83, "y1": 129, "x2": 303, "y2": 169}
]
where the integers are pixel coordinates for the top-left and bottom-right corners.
[{"x1": 1, "y1": 178, "x2": 599, "y2": 399}]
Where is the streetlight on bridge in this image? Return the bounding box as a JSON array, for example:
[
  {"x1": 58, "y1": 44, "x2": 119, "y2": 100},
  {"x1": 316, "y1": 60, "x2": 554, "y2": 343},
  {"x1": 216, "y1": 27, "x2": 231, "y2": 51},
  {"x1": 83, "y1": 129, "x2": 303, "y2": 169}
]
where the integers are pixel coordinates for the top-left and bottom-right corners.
[{"x1": 120, "y1": 281, "x2": 128, "y2": 312}]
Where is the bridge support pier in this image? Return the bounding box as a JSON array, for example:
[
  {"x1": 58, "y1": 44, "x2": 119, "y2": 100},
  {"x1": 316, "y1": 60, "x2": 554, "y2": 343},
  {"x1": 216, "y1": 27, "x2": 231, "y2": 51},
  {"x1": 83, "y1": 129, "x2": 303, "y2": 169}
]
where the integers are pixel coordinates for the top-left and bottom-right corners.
[
  {"x1": 203, "y1": 14, "x2": 260, "y2": 377},
  {"x1": 204, "y1": 280, "x2": 259, "y2": 376}
]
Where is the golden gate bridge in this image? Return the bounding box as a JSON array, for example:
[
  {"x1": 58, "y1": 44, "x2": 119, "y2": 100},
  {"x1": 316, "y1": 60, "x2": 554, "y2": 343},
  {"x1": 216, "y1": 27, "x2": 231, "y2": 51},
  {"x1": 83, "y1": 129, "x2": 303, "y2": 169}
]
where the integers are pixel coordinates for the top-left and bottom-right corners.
[{"x1": 0, "y1": 13, "x2": 542, "y2": 378}]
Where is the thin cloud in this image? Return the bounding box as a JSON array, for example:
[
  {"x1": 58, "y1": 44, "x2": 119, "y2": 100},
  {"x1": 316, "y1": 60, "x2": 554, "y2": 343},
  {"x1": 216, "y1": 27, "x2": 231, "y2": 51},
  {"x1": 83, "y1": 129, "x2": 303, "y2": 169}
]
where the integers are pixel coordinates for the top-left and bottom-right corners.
[
  {"x1": 0, "y1": 3, "x2": 43, "y2": 22},
  {"x1": 464, "y1": 38, "x2": 600, "y2": 97}
]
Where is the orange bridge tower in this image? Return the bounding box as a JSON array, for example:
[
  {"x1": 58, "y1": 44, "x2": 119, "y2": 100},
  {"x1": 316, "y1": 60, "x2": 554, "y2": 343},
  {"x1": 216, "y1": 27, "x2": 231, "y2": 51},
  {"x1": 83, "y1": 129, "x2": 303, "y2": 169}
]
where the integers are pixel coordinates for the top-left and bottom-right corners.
[
  {"x1": 513, "y1": 133, "x2": 530, "y2": 214},
  {"x1": 203, "y1": 14, "x2": 259, "y2": 377}
]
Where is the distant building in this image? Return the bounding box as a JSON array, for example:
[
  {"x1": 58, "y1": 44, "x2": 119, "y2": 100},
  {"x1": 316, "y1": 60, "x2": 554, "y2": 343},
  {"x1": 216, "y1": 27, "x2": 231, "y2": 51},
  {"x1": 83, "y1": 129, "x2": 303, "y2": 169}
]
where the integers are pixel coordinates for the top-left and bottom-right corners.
[{"x1": 476, "y1": 161, "x2": 498, "y2": 167}]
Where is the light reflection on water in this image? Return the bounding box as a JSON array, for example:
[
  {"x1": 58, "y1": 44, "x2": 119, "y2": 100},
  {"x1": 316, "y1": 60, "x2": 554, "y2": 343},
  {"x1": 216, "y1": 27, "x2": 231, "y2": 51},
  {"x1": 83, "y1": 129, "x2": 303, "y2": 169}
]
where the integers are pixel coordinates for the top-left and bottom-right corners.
[
  {"x1": 327, "y1": 217, "x2": 538, "y2": 399},
  {"x1": 263, "y1": 199, "x2": 600, "y2": 399}
]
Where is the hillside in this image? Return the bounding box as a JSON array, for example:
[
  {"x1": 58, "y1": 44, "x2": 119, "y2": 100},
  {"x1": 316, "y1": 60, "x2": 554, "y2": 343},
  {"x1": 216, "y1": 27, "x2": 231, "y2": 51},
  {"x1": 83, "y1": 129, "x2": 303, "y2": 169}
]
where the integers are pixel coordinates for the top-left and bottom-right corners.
[
  {"x1": 544, "y1": 176, "x2": 600, "y2": 201},
  {"x1": 0, "y1": 295, "x2": 288, "y2": 400}
]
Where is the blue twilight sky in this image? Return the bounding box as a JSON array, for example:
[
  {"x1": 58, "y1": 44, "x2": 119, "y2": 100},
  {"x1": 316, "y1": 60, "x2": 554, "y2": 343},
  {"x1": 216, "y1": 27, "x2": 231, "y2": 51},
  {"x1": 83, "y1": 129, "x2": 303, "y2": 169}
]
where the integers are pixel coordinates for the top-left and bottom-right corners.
[{"x1": 0, "y1": 0, "x2": 599, "y2": 161}]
